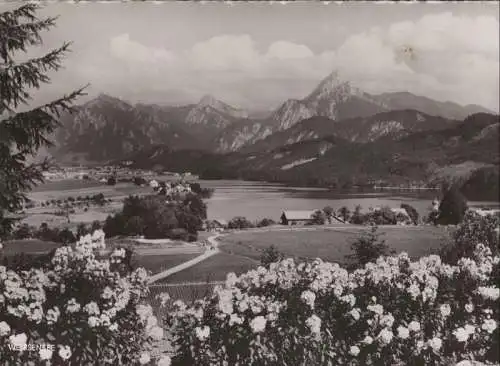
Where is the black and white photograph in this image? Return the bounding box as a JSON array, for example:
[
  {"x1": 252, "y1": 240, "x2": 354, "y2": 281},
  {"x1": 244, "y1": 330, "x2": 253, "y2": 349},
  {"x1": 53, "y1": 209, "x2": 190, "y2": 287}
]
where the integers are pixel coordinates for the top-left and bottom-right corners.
[{"x1": 0, "y1": 1, "x2": 499, "y2": 365}]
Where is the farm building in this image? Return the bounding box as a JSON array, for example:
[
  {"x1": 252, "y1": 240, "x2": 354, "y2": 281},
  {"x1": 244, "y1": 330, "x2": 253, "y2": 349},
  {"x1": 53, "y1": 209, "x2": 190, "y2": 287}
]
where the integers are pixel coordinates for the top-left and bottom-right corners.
[
  {"x1": 204, "y1": 219, "x2": 228, "y2": 232},
  {"x1": 280, "y1": 210, "x2": 317, "y2": 226}
]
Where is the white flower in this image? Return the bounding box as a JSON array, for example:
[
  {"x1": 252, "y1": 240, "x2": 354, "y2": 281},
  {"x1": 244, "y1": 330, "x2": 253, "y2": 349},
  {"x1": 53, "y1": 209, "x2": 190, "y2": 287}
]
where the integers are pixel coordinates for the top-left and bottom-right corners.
[
  {"x1": 39, "y1": 348, "x2": 53, "y2": 361},
  {"x1": 58, "y1": 345, "x2": 72, "y2": 360},
  {"x1": 66, "y1": 298, "x2": 81, "y2": 313},
  {"x1": 0, "y1": 321, "x2": 11, "y2": 336},
  {"x1": 349, "y1": 308, "x2": 361, "y2": 321},
  {"x1": 83, "y1": 302, "x2": 100, "y2": 315},
  {"x1": 195, "y1": 326, "x2": 210, "y2": 341},
  {"x1": 349, "y1": 345, "x2": 360, "y2": 356},
  {"x1": 377, "y1": 328, "x2": 393, "y2": 345},
  {"x1": 229, "y1": 313, "x2": 244, "y2": 326},
  {"x1": 380, "y1": 314, "x2": 395, "y2": 328},
  {"x1": 158, "y1": 355, "x2": 172, "y2": 366},
  {"x1": 250, "y1": 316, "x2": 267, "y2": 333},
  {"x1": 428, "y1": 337, "x2": 442, "y2": 351},
  {"x1": 156, "y1": 293, "x2": 170, "y2": 307},
  {"x1": 439, "y1": 303, "x2": 451, "y2": 317},
  {"x1": 465, "y1": 303, "x2": 474, "y2": 313},
  {"x1": 305, "y1": 315, "x2": 322, "y2": 335},
  {"x1": 478, "y1": 286, "x2": 500, "y2": 301},
  {"x1": 9, "y1": 333, "x2": 27, "y2": 349},
  {"x1": 139, "y1": 352, "x2": 151, "y2": 365},
  {"x1": 481, "y1": 319, "x2": 497, "y2": 334},
  {"x1": 149, "y1": 326, "x2": 164, "y2": 341},
  {"x1": 367, "y1": 304, "x2": 384, "y2": 315},
  {"x1": 397, "y1": 326, "x2": 410, "y2": 340},
  {"x1": 453, "y1": 327, "x2": 471, "y2": 342},
  {"x1": 88, "y1": 316, "x2": 100, "y2": 328},
  {"x1": 300, "y1": 290, "x2": 316, "y2": 309},
  {"x1": 362, "y1": 336, "x2": 373, "y2": 345},
  {"x1": 408, "y1": 321, "x2": 421, "y2": 332}
]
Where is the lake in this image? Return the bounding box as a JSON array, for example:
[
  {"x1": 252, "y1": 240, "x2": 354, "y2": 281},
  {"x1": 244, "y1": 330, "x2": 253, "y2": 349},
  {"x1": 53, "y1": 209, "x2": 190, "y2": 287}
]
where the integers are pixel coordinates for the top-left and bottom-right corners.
[{"x1": 200, "y1": 180, "x2": 500, "y2": 222}]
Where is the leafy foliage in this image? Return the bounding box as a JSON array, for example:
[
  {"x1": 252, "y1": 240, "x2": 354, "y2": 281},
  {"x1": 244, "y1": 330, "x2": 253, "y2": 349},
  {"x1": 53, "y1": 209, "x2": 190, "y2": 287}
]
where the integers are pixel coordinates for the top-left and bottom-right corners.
[
  {"x1": 0, "y1": 4, "x2": 85, "y2": 237},
  {"x1": 440, "y1": 211, "x2": 500, "y2": 265},
  {"x1": 310, "y1": 210, "x2": 326, "y2": 225},
  {"x1": 401, "y1": 203, "x2": 419, "y2": 225},
  {"x1": 437, "y1": 186, "x2": 468, "y2": 225},
  {"x1": 345, "y1": 224, "x2": 395, "y2": 270},
  {"x1": 260, "y1": 245, "x2": 285, "y2": 268},
  {"x1": 227, "y1": 216, "x2": 255, "y2": 230}
]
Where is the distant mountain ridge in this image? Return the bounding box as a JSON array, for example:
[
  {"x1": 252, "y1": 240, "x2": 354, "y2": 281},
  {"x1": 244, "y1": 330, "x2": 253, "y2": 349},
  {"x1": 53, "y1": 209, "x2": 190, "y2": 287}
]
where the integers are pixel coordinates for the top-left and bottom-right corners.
[
  {"x1": 118, "y1": 112, "x2": 499, "y2": 200},
  {"x1": 52, "y1": 70, "x2": 495, "y2": 162}
]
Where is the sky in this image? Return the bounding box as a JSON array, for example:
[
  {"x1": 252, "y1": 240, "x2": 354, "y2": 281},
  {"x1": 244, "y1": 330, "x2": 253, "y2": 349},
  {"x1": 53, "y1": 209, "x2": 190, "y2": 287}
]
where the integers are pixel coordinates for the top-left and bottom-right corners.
[{"x1": 3, "y1": 1, "x2": 500, "y2": 112}]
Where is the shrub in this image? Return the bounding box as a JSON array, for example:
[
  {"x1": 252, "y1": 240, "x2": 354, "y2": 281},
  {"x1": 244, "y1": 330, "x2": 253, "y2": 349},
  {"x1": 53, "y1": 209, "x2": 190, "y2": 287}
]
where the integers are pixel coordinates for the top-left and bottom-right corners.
[
  {"x1": 13, "y1": 224, "x2": 33, "y2": 240},
  {"x1": 437, "y1": 186, "x2": 468, "y2": 225},
  {"x1": 345, "y1": 224, "x2": 394, "y2": 270},
  {"x1": 107, "y1": 176, "x2": 117, "y2": 186},
  {"x1": 260, "y1": 245, "x2": 284, "y2": 268},
  {"x1": 256, "y1": 218, "x2": 276, "y2": 228},
  {"x1": 401, "y1": 203, "x2": 419, "y2": 225},
  {"x1": 440, "y1": 210, "x2": 500, "y2": 265},
  {"x1": 350, "y1": 205, "x2": 365, "y2": 225},
  {"x1": 310, "y1": 210, "x2": 326, "y2": 225},
  {"x1": 165, "y1": 244, "x2": 499, "y2": 366},
  {"x1": 323, "y1": 206, "x2": 334, "y2": 224},
  {"x1": 0, "y1": 231, "x2": 170, "y2": 365},
  {"x1": 338, "y1": 206, "x2": 351, "y2": 223},
  {"x1": 228, "y1": 217, "x2": 255, "y2": 230},
  {"x1": 370, "y1": 206, "x2": 397, "y2": 225}
]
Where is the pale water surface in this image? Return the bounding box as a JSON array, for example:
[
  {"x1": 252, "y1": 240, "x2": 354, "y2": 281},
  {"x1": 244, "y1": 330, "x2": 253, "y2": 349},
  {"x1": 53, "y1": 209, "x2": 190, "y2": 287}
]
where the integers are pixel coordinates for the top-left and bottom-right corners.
[{"x1": 201, "y1": 180, "x2": 500, "y2": 222}]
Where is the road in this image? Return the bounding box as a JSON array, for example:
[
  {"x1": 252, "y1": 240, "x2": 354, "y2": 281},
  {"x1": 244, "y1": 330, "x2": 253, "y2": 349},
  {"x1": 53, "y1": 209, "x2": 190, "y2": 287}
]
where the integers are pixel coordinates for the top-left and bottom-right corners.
[{"x1": 147, "y1": 233, "x2": 222, "y2": 284}]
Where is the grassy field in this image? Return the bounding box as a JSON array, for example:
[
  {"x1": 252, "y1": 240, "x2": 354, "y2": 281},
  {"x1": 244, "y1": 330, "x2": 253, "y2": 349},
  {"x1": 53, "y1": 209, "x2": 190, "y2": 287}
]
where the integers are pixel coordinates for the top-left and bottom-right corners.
[
  {"x1": 22, "y1": 180, "x2": 154, "y2": 229},
  {"x1": 135, "y1": 254, "x2": 199, "y2": 275},
  {"x1": 219, "y1": 226, "x2": 451, "y2": 264},
  {"x1": 1, "y1": 239, "x2": 61, "y2": 256},
  {"x1": 160, "y1": 252, "x2": 259, "y2": 284}
]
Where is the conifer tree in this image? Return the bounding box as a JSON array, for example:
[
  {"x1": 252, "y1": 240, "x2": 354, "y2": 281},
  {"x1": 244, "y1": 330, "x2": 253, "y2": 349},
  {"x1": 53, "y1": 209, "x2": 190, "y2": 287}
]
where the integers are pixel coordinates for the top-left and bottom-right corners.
[{"x1": 0, "y1": 4, "x2": 85, "y2": 237}]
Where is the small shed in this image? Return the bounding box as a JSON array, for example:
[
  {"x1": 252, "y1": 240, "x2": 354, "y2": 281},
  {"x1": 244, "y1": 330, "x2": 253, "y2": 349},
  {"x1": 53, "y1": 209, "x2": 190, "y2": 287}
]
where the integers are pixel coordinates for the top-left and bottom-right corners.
[{"x1": 280, "y1": 210, "x2": 316, "y2": 226}]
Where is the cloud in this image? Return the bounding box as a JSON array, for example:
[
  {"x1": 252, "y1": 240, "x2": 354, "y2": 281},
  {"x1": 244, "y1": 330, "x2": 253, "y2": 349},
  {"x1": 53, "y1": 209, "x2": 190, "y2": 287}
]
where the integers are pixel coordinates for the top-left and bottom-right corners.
[
  {"x1": 266, "y1": 41, "x2": 314, "y2": 60},
  {"x1": 63, "y1": 12, "x2": 499, "y2": 111},
  {"x1": 110, "y1": 33, "x2": 175, "y2": 64},
  {"x1": 189, "y1": 35, "x2": 260, "y2": 71}
]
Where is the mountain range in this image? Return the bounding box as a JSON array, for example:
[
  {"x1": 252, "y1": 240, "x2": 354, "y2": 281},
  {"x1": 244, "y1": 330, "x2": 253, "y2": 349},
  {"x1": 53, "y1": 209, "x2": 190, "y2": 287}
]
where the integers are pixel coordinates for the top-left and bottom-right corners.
[{"x1": 49, "y1": 70, "x2": 499, "y2": 199}]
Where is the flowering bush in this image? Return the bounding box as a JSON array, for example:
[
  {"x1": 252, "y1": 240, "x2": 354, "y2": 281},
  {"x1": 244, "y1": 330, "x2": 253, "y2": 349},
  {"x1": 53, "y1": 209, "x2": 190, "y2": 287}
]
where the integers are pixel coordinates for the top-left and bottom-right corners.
[
  {"x1": 165, "y1": 244, "x2": 499, "y2": 365},
  {"x1": 440, "y1": 210, "x2": 500, "y2": 265},
  {"x1": 0, "y1": 230, "x2": 170, "y2": 365}
]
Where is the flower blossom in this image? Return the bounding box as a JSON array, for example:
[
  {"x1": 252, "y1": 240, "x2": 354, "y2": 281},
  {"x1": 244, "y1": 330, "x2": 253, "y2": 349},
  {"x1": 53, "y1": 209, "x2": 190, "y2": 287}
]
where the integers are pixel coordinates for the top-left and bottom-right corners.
[
  {"x1": 139, "y1": 352, "x2": 151, "y2": 365},
  {"x1": 300, "y1": 290, "x2": 316, "y2": 309},
  {"x1": 349, "y1": 345, "x2": 360, "y2": 356},
  {"x1": 428, "y1": 337, "x2": 442, "y2": 351},
  {"x1": 250, "y1": 316, "x2": 267, "y2": 333},
  {"x1": 0, "y1": 321, "x2": 11, "y2": 337},
  {"x1": 58, "y1": 345, "x2": 72, "y2": 360},
  {"x1": 481, "y1": 319, "x2": 497, "y2": 334},
  {"x1": 195, "y1": 326, "x2": 210, "y2": 341},
  {"x1": 305, "y1": 315, "x2": 322, "y2": 335}
]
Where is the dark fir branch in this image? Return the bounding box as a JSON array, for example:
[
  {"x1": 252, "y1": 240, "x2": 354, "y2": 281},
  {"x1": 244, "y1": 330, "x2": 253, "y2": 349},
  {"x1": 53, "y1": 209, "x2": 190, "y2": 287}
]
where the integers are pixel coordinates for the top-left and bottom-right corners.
[{"x1": 0, "y1": 4, "x2": 86, "y2": 237}]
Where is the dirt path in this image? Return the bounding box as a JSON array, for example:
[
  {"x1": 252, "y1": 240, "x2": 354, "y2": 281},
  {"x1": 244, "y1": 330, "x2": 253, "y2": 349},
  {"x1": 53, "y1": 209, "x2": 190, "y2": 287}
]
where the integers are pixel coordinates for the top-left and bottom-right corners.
[{"x1": 147, "y1": 233, "x2": 222, "y2": 284}]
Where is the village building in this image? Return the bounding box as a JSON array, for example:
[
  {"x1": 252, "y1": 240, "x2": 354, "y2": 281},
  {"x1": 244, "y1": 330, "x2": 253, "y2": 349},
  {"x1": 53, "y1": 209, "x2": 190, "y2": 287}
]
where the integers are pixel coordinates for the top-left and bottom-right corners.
[
  {"x1": 204, "y1": 219, "x2": 228, "y2": 232},
  {"x1": 280, "y1": 210, "x2": 317, "y2": 226}
]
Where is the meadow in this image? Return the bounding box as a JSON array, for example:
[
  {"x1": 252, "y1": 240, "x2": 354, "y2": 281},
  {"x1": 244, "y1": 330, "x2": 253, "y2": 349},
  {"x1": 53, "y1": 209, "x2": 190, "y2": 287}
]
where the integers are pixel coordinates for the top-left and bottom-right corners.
[
  {"x1": 160, "y1": 252, "x2": 259, "y2": 283},
  {"x1": 23, "y1": 179, "x2": 154, "y2": 229},
  {"x1": 219, "y1": 225, "x2": 451, "y2": 263},
  {"x1": 135, "y1": 253, "x2": 199, "y2": 275},
  {"x1": 159, "y1": 225, "x2": 451, "y2": 286}
]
